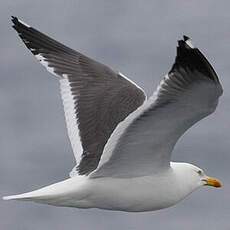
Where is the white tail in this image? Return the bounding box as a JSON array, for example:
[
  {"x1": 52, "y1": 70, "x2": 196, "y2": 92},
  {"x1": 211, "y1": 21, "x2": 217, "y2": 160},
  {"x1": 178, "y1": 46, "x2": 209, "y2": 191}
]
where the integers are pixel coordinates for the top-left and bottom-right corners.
[
  {"x1": 3, "y1": 176, "x2": 86, "y2": 205},
  {"x1": 2, "y1": 186, "x2": 57, "y2": 201},
  {"x1": 3, "y1": 192, "x2": 38, "y2": 201}
]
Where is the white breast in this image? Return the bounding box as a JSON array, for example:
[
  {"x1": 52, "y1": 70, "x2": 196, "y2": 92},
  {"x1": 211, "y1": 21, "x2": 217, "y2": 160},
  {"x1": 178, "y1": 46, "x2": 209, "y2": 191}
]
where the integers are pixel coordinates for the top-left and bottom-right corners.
[{"x1": 86, "y1": 170, "x2": 189, "y2": 212}]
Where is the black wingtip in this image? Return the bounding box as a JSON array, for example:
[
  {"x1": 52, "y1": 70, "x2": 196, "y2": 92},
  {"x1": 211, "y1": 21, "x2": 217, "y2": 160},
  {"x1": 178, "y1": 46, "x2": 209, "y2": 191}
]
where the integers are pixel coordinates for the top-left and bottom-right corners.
[
  {"x1": 11, "y1": 16, "x2": 21, "y2": 30},
  {"x1": 11, "y1": 16, "x2": 18, "y2": 25},
  {"x1": 177, "y1": 39, "x2": 185, "y2": 47},
  {"x1": 172, "y1": 36, "x2": 219, "y2": 83},
  {"x1": 11, "y1": 16, "x2": 31, "y2": 29},
  {"x1": 183, "y1": 35, "x2": 190, "y2": 41},
  {"x1": 177, "y1": 35, "x2": 194, "y2": 49}
]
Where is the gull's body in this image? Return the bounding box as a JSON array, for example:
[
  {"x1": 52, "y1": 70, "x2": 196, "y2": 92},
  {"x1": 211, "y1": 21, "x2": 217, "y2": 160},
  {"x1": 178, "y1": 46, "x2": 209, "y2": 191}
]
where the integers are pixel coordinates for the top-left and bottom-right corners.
[
  {"x1": 3, "y1": 17, "x2": 222, "y2": 212},
  {"x1": 4, "y1": 163, "x2": 202, "y2": 212}
]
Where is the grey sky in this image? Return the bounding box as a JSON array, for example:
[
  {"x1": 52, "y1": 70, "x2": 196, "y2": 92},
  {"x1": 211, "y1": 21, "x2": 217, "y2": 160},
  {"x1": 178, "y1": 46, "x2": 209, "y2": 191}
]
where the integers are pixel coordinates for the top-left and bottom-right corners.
[{"x1": 1, "y1": 0, "x2": 229, "y2": 229}]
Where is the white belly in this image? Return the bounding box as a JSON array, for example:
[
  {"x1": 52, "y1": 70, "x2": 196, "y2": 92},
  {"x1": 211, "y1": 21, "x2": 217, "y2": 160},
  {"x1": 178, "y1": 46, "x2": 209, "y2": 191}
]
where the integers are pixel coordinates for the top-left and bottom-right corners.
[{"x1": 80, "y1": 174, "x2": 185, "y2": 212}]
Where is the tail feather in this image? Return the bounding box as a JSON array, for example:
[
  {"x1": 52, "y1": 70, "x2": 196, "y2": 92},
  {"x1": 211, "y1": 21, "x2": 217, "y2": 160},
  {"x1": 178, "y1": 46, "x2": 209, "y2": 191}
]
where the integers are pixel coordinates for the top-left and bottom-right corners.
[
  {"x1": 3, "y1": 190, "x2": 46, "y2": 201},
  {"x1": 2, "y1": 177, "x2": 83, "y2": 204},
  {"x1": 3, "y1": 182, "x2": 62, "y2": 202},
  {"x1": 3, "y1": 194, "x2": 32, "y2": 201}
]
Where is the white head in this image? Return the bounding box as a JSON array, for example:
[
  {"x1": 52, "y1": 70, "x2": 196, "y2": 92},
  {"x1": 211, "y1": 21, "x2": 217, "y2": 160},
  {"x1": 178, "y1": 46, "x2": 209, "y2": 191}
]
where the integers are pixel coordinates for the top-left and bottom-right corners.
[{"x1": 171, "y1": 162, "x2": 222, "y2": 193}]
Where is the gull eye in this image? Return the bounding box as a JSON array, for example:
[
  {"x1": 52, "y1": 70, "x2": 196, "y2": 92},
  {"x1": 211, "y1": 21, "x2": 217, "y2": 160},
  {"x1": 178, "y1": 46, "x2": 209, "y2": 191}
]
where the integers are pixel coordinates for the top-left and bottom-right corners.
[{"x1": 197, "y1": 170, "x2": 202, "y2": 175}]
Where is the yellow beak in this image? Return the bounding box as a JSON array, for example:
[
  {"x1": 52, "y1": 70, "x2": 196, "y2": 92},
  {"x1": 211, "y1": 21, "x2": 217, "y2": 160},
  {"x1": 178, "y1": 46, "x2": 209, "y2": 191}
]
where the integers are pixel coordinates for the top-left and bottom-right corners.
[{"x1": 203, "y1": 177, "x2": 222, "y2": 188}]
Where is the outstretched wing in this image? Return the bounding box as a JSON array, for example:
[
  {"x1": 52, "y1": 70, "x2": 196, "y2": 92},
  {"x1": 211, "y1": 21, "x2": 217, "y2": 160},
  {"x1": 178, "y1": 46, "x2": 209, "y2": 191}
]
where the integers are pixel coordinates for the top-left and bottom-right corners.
[
  {"x1": 11, "y1": 17, "x2": 146, "y2": 176},
  {"x1": 92, "y1": 36, "x2": 223, "y2": 178}
]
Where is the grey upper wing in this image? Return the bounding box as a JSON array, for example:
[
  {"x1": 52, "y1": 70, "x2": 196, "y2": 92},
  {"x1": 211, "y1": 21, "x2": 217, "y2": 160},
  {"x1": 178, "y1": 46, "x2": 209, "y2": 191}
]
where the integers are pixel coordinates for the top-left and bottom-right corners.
[
  {"x1": 11, "y1": 17, "x2": 146, "y2": 176},
  {"x1": 92, "y1": 36, "x2": 223, "y2": 178}
]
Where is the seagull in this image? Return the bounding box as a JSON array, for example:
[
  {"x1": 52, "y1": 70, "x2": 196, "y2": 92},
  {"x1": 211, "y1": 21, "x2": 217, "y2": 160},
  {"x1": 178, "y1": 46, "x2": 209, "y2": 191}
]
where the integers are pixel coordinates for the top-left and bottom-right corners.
[{"x1": 3, "y1": 17, "x2": 223, "y2": 212}]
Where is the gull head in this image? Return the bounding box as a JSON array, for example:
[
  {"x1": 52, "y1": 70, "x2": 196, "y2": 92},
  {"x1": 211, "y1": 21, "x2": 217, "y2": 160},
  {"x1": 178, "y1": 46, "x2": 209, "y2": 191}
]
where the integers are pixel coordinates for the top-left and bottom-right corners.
[{"x1": 172, "y1": 162, "x2": 222, "y2": 190}]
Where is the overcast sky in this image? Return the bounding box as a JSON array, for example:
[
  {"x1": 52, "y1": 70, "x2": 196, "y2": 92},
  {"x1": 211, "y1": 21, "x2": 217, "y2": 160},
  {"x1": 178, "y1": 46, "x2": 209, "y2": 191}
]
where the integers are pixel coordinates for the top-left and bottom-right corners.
[{"x1": 1, "y1": 1, "x2": 230, "y2": 229}]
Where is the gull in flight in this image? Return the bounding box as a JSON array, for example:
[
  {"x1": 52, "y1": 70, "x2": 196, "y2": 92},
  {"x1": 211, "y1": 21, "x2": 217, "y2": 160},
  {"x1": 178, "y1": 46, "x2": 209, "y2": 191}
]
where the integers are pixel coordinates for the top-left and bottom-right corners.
[{"x1": 3, "y1": 17, "x2": 223, "y2": 212}]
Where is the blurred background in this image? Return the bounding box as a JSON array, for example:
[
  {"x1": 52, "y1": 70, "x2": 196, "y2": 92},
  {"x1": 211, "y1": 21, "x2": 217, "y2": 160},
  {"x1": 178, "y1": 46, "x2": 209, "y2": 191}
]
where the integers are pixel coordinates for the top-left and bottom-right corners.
[{"x1": 0, "y1": 1, "x2": 229, "y2": 229}]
